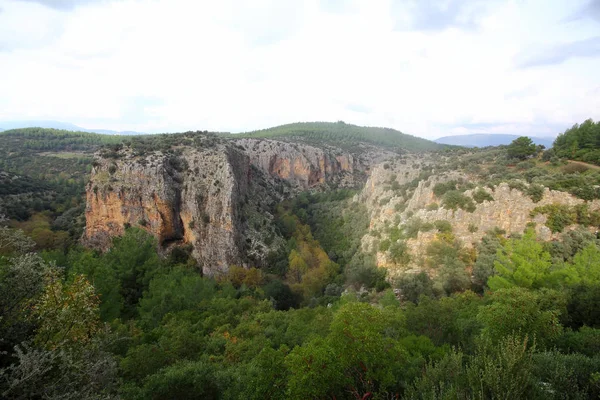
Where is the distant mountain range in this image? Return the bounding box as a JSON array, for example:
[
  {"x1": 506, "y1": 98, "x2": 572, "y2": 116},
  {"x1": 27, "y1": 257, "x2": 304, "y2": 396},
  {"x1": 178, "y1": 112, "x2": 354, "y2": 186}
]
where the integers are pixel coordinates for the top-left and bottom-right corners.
[
  {"x1": 434, "y1": 134, "x2": 555, "y2": 148},
  {"x1": 0, "y1": 120, "x2": 145, "y2": 136}
]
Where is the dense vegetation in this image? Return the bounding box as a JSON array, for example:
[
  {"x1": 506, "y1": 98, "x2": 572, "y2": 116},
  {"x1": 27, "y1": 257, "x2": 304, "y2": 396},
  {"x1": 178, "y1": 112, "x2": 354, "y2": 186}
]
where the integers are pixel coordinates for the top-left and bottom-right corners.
[
  {"x1": 553, "y1": 119, "x2": 600, "y2": 165},
  {"x1": 2, "y1": 120, "x2": 600, "y2": 398},
  {"x1": 0, "y1": 128, "x2": 128, "y2": 247},
  {"x1": 2, "y1": 212, "x2": 600, "y2": 399},
  {"x1": 239, "y1": 121, "x2": 447, "y2": 152}
]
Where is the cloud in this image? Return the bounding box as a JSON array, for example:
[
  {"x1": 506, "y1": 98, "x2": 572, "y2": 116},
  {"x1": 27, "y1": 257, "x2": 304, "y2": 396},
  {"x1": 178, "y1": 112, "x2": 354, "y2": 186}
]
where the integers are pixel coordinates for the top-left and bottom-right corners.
[
  {"x1": 0, "y1": 0, "x2": 599, "y2": 138},
  {"x1": 223, "y1": 1, "x2": 307, "y2": 46},
  {"x1": 391, "y1": 0, "x2": 492, "y2": 31},
  {"x1": 345, "y1": 103, "x2": 372, "y2": 114},
  {"x1": 0, "y1": 1, "x2": 64, "y2": 52},
  {"x1": 515, "y1": 36, "x2": 600, "y2": 68},
  {"x1": 320, "y1": 0, "x2": 355, "y2": 14},
  {"x1": 570, "y1": 0, "x2": 600, "y2": 22},
  {"x1": 12, "y1": 0, "x2": 104, "y2": 11}
]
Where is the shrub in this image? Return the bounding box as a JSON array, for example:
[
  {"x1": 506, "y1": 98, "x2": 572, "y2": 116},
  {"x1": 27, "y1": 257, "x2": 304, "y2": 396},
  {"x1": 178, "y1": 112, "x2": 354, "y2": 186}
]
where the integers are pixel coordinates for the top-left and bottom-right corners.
[
  {"x1": 379, "y1": 239, "x2": 391, "y2": 252},
  {"x1": 442, "y1": 190, "x2": 476, "y2": 212},
  {"x1": 468, "y1": 223, "x2": 478, "y2": 233},
  {"x1": 433, "y1": 181, "x2": 457, "y2": 197},
  {"x1": 508, "y1": 180, "x2": 527, "y2": 191},
  {"x1": 379, "y1": 197, "x2": 390, "y2": 206},
  {"x1": 434, "y1": 220, "x2": 452, "y2": 233},
  {"x1": 389, "y1": 241, "x2": 410, "y2": 264},
  {"x1": 426, "y1": 203, "x2": 439, "y2": 211},
  {"x1": 472, "y1": 188, "x2": 493, "y2": 204},
  {"x1": 531, "y1": 204, "x2": 575, "y2": 233},
  {"x1": 527, "y1": 184, "x2": 545, "y2": 203},
  {"x1": 562, "y1": 163, "x2": 589, "y2": 174}
]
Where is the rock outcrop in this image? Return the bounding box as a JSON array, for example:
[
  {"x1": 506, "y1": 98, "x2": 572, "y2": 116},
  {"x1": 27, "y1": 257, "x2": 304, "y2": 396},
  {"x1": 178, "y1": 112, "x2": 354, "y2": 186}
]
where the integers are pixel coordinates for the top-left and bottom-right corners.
[
  {"x1": 358, "y1": 156, "x2": 600, "y2": 276},
  {"x1": 84, "y1": 136, "x2": 383, "y2": 274}
]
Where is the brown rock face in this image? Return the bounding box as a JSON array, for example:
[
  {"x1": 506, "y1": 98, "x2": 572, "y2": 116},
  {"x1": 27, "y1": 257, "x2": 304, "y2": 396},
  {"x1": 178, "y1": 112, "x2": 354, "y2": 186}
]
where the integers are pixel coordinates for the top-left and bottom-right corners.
[
  {"x1": 235, "y1": 139, "x2": 361, "y2": 189},
  {"x1": 84, "y1": 137, "x2": 380, "y2": 275},
  {"x1": 84, "y1": 143, "x2": 251, "y2": 275}
]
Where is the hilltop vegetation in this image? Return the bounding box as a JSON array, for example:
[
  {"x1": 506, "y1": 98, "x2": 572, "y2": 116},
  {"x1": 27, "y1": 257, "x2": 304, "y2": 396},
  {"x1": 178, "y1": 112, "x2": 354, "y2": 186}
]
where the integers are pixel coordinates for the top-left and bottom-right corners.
[
  {"x1": 552, "y1": 119, "x2": 600, "y2": 165},
  {"x1": 0, "y1": 128, "x2": 127, "y2": 246},
  {"x1": 239, "y1": 121, "x2": 446, "y2": 152}
]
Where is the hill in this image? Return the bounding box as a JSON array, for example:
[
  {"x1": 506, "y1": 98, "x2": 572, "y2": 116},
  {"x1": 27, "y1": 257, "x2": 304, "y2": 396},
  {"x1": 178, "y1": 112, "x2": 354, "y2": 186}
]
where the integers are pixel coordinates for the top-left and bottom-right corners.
[
  {"x1": 435, "y1": 133, "x2": 554, "y2": 148},
  {"x1": 0, "y1": 120, "x2": 145, "y2": 135},
  {"x1": 237, "y1": 121, "x2": 446, "y2": 152},
  {"x1": 4, "y1": 119, "x2": 600, "y2": 399}
]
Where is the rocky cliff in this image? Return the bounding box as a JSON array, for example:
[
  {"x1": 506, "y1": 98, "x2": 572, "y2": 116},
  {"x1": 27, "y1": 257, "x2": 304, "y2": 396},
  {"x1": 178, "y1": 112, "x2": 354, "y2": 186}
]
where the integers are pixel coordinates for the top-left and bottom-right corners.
[
  {"x1": 358, "y1": 155, "x2": 600, "y2": 277},
  {"x1": 84, "y1": 135, "x2": 384, "y2": 274}
]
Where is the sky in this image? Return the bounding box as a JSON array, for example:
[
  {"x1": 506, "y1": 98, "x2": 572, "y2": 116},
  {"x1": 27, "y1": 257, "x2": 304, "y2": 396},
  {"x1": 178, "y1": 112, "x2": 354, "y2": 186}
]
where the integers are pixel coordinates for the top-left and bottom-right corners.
[{"x1": 0, "y1": 0, "x2": 599, "y2": 139}]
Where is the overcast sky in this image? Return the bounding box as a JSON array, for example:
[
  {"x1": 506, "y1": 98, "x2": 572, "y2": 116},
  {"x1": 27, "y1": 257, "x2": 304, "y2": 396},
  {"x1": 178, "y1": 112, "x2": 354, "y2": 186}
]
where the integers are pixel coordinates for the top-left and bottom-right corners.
[{"x1": 0, "y1": 0, "x2": 599, "y2": 138}]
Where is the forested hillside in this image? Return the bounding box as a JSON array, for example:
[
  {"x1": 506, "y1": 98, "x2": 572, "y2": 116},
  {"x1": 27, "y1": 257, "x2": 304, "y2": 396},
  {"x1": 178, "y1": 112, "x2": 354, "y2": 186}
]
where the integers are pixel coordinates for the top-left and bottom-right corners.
[
  {"x1": 0, "y1": 128, "x2": 126, "y2": 247},
  {"x1": 552, "y1": 119, "x2": 600, "y2": 165},
  {"x1": 239, "y1": 121, "x2": 446, "y2": 152},
  {"x1": 2, "y1": 121, "x2": 600, "y2": 399}
]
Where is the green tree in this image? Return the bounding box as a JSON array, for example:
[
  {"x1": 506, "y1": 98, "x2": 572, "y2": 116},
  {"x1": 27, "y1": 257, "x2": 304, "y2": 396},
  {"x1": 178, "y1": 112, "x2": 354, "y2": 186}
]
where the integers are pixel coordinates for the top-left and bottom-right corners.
[
  {"x1": 507, "y1": 136, "x2": 538, "y2": 160},
  {"x1": 30, "y1": 271, "x2": 101, "y2": 349},
  {"x1": 488, "y1": 228, "x2": 558, "y2": 290},
  {"x1": 478, "y1": 288, "x2": 564, "y2": 346}
]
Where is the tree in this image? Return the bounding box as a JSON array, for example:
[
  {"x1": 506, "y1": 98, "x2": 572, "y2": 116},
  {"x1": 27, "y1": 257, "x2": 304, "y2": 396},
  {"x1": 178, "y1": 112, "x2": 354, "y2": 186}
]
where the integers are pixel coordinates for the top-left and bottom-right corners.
[
  {"x1": 488, "y1": 228, "x2": 556, "y2": 290},
  {"x1": 507, "y1": 136, "x2": 537, "y2": 160},
  {"x1": 477, "y1": 288, "x2": 564, "y2": 346},
  {"x1": 30, "y1": 271, "x2": 101, "y2": 350}
]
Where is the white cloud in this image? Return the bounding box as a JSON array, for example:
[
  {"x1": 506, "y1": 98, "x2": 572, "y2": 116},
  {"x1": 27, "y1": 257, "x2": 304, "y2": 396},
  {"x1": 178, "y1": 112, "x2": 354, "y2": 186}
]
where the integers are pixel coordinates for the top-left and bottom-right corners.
[{"x1": 0, "y1": 0, "x2": 599, "y2": 138}]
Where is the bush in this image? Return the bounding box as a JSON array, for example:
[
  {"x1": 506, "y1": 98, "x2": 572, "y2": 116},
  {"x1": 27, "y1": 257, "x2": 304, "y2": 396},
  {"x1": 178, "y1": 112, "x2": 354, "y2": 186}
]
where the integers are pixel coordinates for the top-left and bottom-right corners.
[
  {"x1": 433, "y1": 181, "x2": 457, "y2": 197},
  {"x1": 389, "y1": 241, "x2": 410, "y2": 264},
  {"x1": 507, "y1": 180, "x2": 527, "y2": 191},
  {"x1": 396, "y1": 272, "x2": 434, "y2": 303},
  {"x1": 562, "y1": 163, "x2": 589, "y2": 174},
  {"x1": 442, "y1": 190, "x2": 475, "y2": 212},
  {"x1": 434, "y1": 220, "x2": 452, "y2": 233},
  {"x1": 379, "y1": 239, "x2": 391, "y2": 252},
  {"x1": 527, "y1": 184, "x2": 545, "y2": 203},
  {"x1": 472, "y1": 188, "x2": 493, "y2": 204},
  {"x1": 426, "y1": 203, "x2": 439, "y2": 211}
]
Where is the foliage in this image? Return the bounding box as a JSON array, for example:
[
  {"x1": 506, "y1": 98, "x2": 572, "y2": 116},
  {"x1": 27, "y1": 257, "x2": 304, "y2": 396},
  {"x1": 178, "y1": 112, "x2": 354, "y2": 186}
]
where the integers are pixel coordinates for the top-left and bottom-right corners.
[
  {"x1": 442, "y1": 190, "x2": 476, "y2": 212},
  {"x1": 527, "y1": 183, "x2": 545, "y2": 202},
  {"x1": 487, "y1": 228, "x2": 574, "y2": 290},
  {"x1": 472, "y1": 187, "x2": 493, "y2": 203},
  {"x1": 553, "y1": 119, "x2": 600, "y2": 165},
  {"x1": 478, "y1": 288, "x2": 564, "y2": 347},
  {"x1": 30, "y1": 271, "x2": 101, "y2": 349},
  {"x1": 507, "y1": 136, "x2": 538, "y2": 160},
  {"x1": 532, "y1": 203, "x2": 600, "y2": 233},
  {"x1": 239, "y1": 121, "x2": 446, "y2": 152}
]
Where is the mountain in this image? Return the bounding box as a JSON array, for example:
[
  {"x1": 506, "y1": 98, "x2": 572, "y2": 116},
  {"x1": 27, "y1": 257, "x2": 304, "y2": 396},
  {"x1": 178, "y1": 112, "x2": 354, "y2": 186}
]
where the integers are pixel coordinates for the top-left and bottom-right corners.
[
  {"x1": 0, "y1": 120, "x2": 145, "y2": 135},
  {"x1": 237, "y1": 121, "x2": 447, "y2": 152},
  {"x1": 435, "y1": 133, "x2": 555, "y2": 148}
]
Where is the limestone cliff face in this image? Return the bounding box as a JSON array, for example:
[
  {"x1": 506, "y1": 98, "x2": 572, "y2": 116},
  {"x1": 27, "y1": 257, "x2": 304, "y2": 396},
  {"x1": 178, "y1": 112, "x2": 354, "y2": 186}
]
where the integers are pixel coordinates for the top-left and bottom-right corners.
[
  {"x1": 85, "y1": 143, "x2": 254, "y2": 275},
  {"x1": 235, "y1": 139, "x2": 364, "y2": 189},
  {"x1": 84, "y1": 137, "x2": 381, "y2": 274},
  {"x1": 358, "y1": 157, "x2": 600, "y2": 276}
]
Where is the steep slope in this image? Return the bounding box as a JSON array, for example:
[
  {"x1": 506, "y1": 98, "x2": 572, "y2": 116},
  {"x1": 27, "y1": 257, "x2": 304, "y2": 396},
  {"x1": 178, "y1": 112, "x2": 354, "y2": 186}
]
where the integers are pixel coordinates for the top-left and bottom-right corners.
[
  {"x1": 84, "y1": 133, "x2": 386, "y2": 274},
  {"x1": 357, "y1": 148, "x2": 600, "y2": 280}
]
